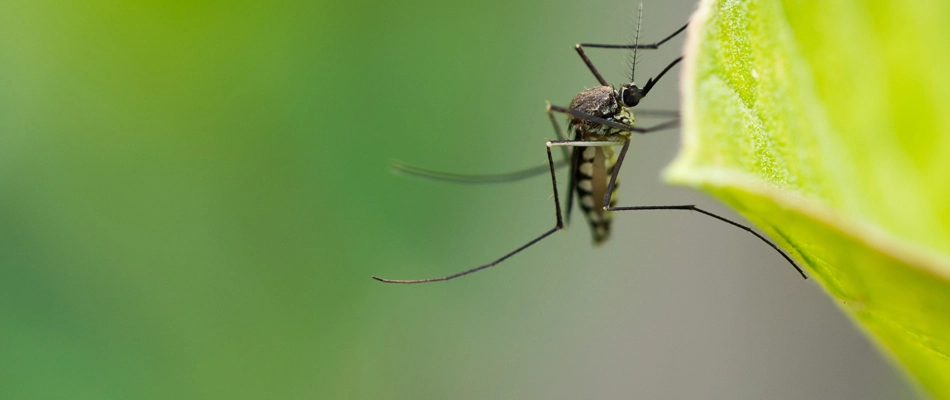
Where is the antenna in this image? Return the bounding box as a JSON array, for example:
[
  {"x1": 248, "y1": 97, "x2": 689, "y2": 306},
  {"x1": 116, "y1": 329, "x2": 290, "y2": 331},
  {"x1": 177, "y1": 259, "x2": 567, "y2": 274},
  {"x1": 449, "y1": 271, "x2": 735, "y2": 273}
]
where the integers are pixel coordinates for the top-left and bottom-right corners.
[{"x1": 631, "y1": 3, "x2": 643, "y2": 83}]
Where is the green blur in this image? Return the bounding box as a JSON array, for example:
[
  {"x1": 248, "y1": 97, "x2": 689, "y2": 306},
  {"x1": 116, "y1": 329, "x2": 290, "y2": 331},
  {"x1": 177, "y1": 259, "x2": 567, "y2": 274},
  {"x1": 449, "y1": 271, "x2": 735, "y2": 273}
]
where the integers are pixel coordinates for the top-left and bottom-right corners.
[
  {"x1": 0, "y1": 1, "x2": 652, "y2": 398},
  {"x1": 3, "y1": 0, "x2": 905, "y2": 399}
]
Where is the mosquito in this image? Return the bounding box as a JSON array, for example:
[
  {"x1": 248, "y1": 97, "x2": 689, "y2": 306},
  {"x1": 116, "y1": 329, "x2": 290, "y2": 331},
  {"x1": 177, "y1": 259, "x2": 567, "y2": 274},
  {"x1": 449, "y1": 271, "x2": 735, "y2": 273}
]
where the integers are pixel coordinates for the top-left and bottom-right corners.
[{"x1": 374, "y1": 7, "x2": 806, "y2": 284}]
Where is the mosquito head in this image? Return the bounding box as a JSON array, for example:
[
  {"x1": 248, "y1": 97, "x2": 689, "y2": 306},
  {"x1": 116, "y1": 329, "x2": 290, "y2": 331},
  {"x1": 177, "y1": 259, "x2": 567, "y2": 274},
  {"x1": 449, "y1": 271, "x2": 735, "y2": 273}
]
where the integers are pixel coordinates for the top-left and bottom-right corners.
[
  {"x1": 620, "y1": 83, "x2": 645, "y2": 108},
  {"x1": 568, "y1": 86, "x2": 634, "y2": 137}
]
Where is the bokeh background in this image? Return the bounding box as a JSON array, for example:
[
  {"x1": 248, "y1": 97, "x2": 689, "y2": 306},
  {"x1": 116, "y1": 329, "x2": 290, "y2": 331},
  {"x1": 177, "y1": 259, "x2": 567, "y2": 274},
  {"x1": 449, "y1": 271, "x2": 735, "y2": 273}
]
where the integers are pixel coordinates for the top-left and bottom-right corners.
[{"x1": 0, "y1": 0, "x2": 919, "y2": 398}]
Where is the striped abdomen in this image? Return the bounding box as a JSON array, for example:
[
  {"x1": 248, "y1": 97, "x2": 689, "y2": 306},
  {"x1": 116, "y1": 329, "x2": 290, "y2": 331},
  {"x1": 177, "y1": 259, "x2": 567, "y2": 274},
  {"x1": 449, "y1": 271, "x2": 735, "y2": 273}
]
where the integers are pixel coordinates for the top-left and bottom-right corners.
[{"x1": 574, "y1": 145, "x2": 618, "y2": 244}]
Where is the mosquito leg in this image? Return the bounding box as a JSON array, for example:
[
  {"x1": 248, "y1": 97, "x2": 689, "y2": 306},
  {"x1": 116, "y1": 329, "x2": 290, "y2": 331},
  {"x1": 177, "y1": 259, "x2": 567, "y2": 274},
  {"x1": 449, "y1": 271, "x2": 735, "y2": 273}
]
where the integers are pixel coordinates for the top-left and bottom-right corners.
[
  {"x1": 547, "y1": 104, "x2": 632, "y2": 132},
  {"x1": 388, "y1": 102, "x2": 580, "y2": 186},
  {"x1": 547, "y1": 104, "x2": 680, "y2": 134},
  {"x1": 579, "y1": 23, "x2": 688, "y2": 50},
  {"x1": 603, "y1": 138, "x2": 631, "y2": 211},
  {"x1": 630, "y1": 109, "x2": 680, "y2": 118},
  {"x1": 601, "y1": 117, "x2": 684, "y2": 213},
  {"x1": 640, "y1": 56, "x2": 683, "y2": 97},
  {"x1": 630, "y1": 118, "x2": 680, "y2": 133},
  {"x1": 546, "y1": 103, "x2": 577, "y2": 224},
  {"x1": 574, "y1": 44, "x2": 610, "y2": 86},
  {"x1": 546, "y1": 101, "x2": 571, "y2": 159},
  {"x1": 372, "y1": 142, "x2": 568, "y2": 284},
  {"x1": 607, "y1": 204, "x2": 807, "y2": 279},
  {"x1": 547, "y1": 140, "x2": 623, "y2": 147},
  {"x1": 391, "y1": 159, "x2": 569, "y2": 185},
  {"x1": 599, "y1": 138, "x2": 807, "y2": 279},
  {"x1": 576, "y1": 23, "x2": 687, "y2": 85}
]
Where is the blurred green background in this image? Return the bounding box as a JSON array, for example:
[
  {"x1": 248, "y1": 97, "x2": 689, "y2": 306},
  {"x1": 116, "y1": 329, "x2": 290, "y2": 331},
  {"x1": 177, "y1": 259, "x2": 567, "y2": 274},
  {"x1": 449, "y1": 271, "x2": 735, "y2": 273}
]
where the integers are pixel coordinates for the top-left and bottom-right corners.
[{"x1": 0, "y1": 0, "x2": 919, "y2": 398}]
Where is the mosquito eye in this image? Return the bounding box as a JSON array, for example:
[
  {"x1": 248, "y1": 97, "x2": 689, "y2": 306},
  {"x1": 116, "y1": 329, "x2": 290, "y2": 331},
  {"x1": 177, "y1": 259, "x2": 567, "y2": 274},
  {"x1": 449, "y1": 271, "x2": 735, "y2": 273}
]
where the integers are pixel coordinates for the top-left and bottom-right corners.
[{"x1": 622, "y1": 87, "x2": 641, "y2": 107}]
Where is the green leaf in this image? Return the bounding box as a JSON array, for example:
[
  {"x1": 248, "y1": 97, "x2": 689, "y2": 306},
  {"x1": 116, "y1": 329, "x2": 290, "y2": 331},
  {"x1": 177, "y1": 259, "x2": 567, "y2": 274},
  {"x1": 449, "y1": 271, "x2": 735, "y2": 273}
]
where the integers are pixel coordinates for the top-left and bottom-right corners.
[{"x1": 666, "y1": 0, "x2": 950, "y2": 397}]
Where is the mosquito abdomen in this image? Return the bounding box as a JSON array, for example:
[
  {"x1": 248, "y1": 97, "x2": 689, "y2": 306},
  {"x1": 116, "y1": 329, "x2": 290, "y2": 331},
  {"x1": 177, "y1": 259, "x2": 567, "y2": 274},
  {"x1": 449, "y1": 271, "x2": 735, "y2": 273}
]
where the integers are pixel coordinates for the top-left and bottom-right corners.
[{"x1": 575, "y1": 145, "x2": 618, "y2": 244}]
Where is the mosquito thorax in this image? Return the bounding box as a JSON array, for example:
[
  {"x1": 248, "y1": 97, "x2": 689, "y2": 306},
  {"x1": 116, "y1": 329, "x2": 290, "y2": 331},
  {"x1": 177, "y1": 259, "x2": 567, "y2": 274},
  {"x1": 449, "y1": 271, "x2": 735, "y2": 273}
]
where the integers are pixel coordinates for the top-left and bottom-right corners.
[{"x1": 568, "y1": 86, "x2": 634, "y2": 138}]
